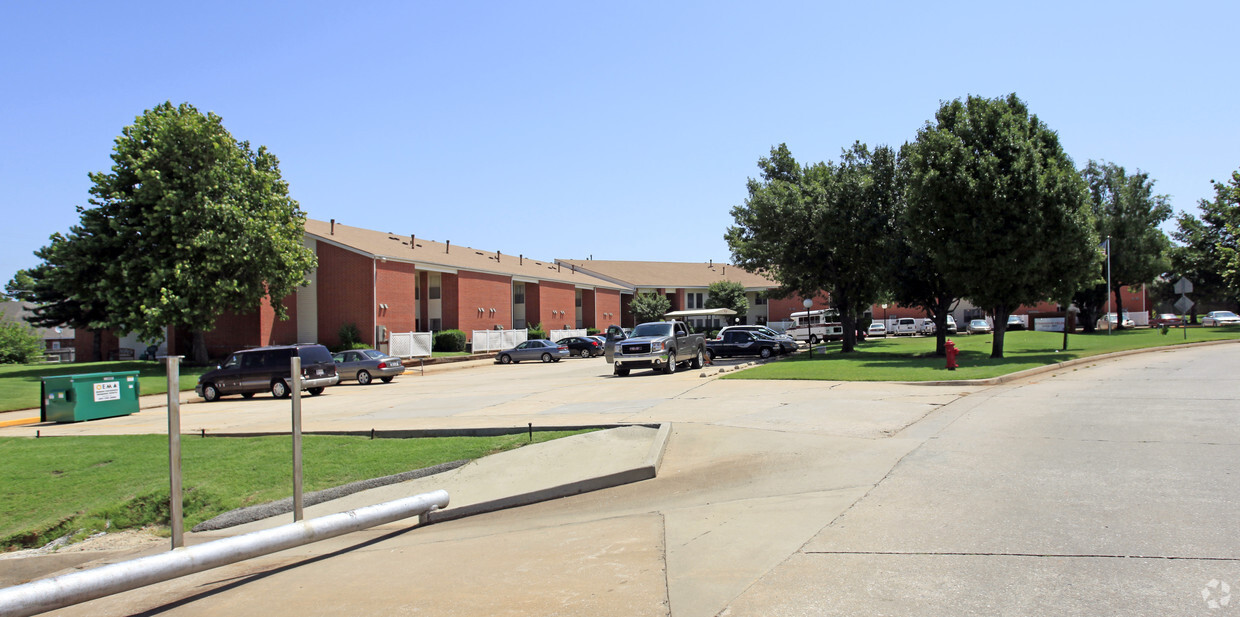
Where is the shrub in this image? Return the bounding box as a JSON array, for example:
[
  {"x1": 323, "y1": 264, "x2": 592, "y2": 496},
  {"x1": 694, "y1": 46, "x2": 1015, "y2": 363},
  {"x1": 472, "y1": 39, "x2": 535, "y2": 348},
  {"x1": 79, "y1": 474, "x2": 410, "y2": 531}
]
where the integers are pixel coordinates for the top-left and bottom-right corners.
[
  {"x1": 527, "y1": 323, "x2": 546, "y2": 340},
  {"x1": 434, "y1": 330, "x2": 467, "y2": 352},
  {"x1": 586, "y1": 328, "x2": 599, "y2": 336},
  {"x1": 0, "y1": 321, "x2": 45, "y2": 364},
  {"x1": 337, "y1": 323, "x2": 362, "y2": 348}
]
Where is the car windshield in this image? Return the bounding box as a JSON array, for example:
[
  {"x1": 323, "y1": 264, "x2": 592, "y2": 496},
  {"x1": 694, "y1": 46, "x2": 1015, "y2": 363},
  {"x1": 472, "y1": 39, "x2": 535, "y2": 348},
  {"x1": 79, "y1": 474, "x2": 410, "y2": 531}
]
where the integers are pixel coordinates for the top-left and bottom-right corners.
[
  {"x1": 971, "y1": 320, "x2": 987, "y2": 326},
  {"x1": 1217, "y1": 312, "x2": 1238, "y2": 318},
  {"x1": 632, "y1": 323, "x2": 674, "y2": 338},
  {"x1": 362, "y1": 349, "x2": 386, "y2": 359}
]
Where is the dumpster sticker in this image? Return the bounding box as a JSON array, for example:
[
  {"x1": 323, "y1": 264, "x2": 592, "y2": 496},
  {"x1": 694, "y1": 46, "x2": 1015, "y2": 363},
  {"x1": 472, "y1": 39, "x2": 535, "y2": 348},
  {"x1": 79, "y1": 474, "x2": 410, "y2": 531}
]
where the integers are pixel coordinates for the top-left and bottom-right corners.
[{"x1": 94, "y1": 381, "x2": 120, "y2": 402}]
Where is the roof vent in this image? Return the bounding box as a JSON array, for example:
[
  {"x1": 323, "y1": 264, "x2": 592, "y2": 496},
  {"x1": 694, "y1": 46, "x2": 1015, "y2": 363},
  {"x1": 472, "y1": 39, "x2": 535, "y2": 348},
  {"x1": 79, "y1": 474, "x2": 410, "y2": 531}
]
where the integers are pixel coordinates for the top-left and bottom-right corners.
[{"x1": 330, "y1": 219, "x2": 335, "y2": 235}]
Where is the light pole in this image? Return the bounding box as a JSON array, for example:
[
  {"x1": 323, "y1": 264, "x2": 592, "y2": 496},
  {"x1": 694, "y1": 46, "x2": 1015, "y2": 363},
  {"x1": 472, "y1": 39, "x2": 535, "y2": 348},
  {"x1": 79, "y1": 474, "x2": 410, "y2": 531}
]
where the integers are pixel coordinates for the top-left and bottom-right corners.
[
  {"x1": 882, "y1": 303, "x2": 888, "y2": 330},
  {"x1": 803, "y1": 298, "x2": 814, "y2": 358}
]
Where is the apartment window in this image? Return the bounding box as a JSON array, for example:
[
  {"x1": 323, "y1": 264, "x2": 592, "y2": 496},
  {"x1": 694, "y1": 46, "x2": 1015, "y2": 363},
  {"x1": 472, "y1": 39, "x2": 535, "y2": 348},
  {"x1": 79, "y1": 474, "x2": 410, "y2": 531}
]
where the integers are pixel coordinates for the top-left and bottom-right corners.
[
  {"x1": 513, "y1": 282, "x2": 525, "y2": 304},
  {"x1": 687, "y1": 292, "x2": 704, "y2": 309},
  {"x1": 754, "y1": 293, "x2": 767, "y2": 305},
  {"x1": 430, "y1": 318, "x2": 442, "y2": 331}
]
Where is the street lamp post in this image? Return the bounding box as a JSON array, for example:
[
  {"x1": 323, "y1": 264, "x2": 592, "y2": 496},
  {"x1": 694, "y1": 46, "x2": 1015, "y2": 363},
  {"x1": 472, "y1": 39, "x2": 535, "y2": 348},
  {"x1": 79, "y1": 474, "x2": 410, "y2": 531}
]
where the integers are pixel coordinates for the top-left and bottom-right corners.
[{"x1": 803, "y1": 298, "x2": 814, "y2": 358}]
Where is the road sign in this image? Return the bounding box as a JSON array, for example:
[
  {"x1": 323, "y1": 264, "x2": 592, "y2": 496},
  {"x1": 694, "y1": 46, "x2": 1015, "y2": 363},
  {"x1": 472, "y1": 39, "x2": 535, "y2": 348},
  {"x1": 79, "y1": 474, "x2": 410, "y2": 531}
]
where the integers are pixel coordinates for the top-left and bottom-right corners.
[
  {"x1": 1174, "y1": 295, "x2": 1194, "y2": 314},
  {"x1": 1174, "y1": 277, "x2": 1194, "y2": 295}
]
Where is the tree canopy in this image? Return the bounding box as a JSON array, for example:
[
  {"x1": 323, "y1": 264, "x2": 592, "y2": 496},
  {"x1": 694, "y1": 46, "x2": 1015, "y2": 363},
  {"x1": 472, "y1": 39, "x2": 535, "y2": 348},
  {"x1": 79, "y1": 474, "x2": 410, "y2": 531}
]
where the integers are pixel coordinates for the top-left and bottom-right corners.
[
  {"x1": 17, "y1": 102, "x2": 316, "y2": 362},
  {"x1": 629, "y1": 292, "x2": 671, "y2": 324},
  {"x1": 728, "y1": 142, "x2": 898, "y2": 352},
  {"x1": 1171, "y1": 168, "x2": 1240, "y2": 313},
  {"x1": 904, "y1": 94, "x2": 1099, "y2": 358},
  {"x1": 705, "y1": 280, "x2": 749, "y2": 318},
  {"x1": 1082, "y1": 160, "x2": 1173, "y2": 326}
]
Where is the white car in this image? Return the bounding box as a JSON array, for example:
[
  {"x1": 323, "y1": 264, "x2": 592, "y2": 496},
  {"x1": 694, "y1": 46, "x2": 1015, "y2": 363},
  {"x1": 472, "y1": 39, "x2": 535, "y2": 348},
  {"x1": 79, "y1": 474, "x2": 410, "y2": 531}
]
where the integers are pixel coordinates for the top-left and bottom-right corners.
[
  {"x1": 867, "y1": 322, "x2": 887, "y2": 338},
  {"x1": 1096, "y1": 313, "x2": 1136, "y2": 329},
  {"x1": 1202, "y1": 311, "x2": 1240, "y2": 326}
]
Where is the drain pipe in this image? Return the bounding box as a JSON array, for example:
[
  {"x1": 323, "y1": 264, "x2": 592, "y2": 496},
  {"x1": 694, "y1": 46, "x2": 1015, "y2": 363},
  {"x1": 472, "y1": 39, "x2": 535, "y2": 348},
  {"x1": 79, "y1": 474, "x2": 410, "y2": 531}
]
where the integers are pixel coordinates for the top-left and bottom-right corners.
[{"x1": 0, "y1": 489, "x2": 449, "y2": 617}]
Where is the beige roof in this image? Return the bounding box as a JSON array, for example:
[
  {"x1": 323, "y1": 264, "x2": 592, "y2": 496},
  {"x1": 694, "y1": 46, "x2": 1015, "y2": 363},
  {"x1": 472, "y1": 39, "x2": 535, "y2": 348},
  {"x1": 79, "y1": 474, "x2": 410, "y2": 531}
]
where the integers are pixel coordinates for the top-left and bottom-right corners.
[
  {"x1": 305, "y1": 219, "x2": 627, "y2": 291},
  {"x1": 556, "y1": 260, "x2": 776, "y2": 290}
]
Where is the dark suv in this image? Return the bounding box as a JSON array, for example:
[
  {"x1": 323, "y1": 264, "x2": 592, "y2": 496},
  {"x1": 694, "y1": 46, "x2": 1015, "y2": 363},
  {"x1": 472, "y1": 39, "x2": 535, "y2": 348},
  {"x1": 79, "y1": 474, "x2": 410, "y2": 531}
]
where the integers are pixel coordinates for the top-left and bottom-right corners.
[{"x1": 196, "y1": 344, "x2": 340, "y2": 402}]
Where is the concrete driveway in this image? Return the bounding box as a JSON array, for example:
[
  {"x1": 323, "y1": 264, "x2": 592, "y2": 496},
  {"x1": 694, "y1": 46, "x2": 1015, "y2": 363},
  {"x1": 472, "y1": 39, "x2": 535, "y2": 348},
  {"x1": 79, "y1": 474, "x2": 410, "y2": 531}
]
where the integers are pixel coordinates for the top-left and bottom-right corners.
[{"x1": 4, "y1": 344, "x2": 1239, "y2": 616}]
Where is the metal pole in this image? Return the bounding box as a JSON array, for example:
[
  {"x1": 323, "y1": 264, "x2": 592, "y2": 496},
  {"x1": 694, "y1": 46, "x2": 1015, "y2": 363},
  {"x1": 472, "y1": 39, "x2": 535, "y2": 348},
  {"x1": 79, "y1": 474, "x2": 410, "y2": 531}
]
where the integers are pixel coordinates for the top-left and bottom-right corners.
[
  {"x1": 0, "y1": 490, "x2": 449, "y2": 617},
  {"x1": 291, "y1": 356, "x2": 303, "y2": 522},
  {"x1": 1106, "y1": 235, "x2": 1112, "y2": 335},
  {"x1": 165, "y1": 356, "x2": 183, "y2": 549}
]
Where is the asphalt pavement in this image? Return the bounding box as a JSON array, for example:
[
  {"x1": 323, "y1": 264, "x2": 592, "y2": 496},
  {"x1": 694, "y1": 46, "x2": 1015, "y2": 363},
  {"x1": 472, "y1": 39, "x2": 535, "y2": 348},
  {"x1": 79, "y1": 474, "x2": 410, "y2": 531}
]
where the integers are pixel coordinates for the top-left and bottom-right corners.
[{"x1": 3, "y1": 344, "x2": 1239, "y2": 616}]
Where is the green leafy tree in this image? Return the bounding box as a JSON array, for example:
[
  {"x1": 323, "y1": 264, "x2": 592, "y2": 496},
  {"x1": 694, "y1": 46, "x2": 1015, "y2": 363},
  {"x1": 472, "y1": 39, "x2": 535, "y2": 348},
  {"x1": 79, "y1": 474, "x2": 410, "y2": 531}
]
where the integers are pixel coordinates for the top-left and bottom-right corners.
[
  {"x1": 0, "y1": 320, "x2": 45, "y2": 364},
  {"x1": 23, "y1": 102, "x2": 316, "y2": 363},
  {"x1": 728, "y1": 142, "x2": 899, "y2": 352},
  {"x1": 1171, "y1": 168, "x2": 1240, "y2": 316},
  {"x1": 904, "y1": 94, "x2": 1099, "y2": 358},
  {"x1": 1082, "y1": 161, "x2": 1173, "y2": 327},
  {"x1": 705, "y1": 280, "x2": 749, "y2": 319},
  {"x1": 629, "y1": 292, "x2": 671, "y2": 324}
]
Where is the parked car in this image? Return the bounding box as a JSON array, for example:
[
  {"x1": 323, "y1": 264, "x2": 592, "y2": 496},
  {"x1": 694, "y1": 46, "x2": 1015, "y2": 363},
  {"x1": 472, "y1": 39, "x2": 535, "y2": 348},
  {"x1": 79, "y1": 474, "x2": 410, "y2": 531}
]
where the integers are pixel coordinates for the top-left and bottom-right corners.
[
  {"x1": 892, "y1": 317, "x2": 918, "y2": 336},
  {"x1": 920, "y1": 319, "x2": 936, "y2": 335},
  {"x1": 1203, "y1": 310, "x2": 1240, "y2": 326},
  {"x1": 197, "y1": 344, "x2": 339, "y2": 402},
  {"x1": 1006, "y1": 315, "x2": 1025, "y2": 331},
  {"x1": 967, "y1": 319, "x2": 992, "y2": 334},
  {"x1": 717, "y1": 325, "x2": 797, "y2": 350},
  {"x1": 946, "y1": 315, "x2": 957, "y2": 334},
  {"x1": 495, "y1": 339, "x2": 570, "y2": 364},
  {"x1": 1096, "y1": 312, "x2": 1136, "y2": 329},
  {"x1": 332, "y1": 348, "x2": 406, "y2": 384},
  {"x1": 1150, "y1": 313, "x2": 1184, "y2": 327},
  {"x1": 707, "y1": 330, "x2": 786, "y2": 360},
  {"x1": 556, "y1": 336, "x2": 603, "y2": 357},
  {"x1": 867, "y1": 322, "x2": 887, "y2": 338}
]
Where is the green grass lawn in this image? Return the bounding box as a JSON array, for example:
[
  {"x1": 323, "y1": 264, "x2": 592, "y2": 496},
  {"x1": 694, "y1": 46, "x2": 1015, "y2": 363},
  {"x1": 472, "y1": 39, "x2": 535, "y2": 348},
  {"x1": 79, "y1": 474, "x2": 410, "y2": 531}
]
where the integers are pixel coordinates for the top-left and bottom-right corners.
[
  {"x1": 727, "y1": 326, "x2": 1240, "y2": 382},
  {"x1": 0, "y1": 361, "x2": 212, "y2": 414},
  {"x1": 0, "y1": 431, "x2": 590, "y2": 551}
]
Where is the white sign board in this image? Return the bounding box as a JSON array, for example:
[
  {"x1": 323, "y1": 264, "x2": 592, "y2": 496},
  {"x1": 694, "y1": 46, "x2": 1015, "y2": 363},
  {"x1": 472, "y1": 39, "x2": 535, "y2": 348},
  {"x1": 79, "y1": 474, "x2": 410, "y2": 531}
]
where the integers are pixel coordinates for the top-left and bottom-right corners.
[
  {"x1": 1173, "y1": 277, "x2": 1194, "y2": 295},
  {"x1": 93, "y1": 381, "x2": 120, "y2": 402},
  {"x1": 1174, "y1": 295, "x2": 1194, "y2": 314},
  {"x1": 1034, "y1": 317, "x2": 1065, "y2": 332}
]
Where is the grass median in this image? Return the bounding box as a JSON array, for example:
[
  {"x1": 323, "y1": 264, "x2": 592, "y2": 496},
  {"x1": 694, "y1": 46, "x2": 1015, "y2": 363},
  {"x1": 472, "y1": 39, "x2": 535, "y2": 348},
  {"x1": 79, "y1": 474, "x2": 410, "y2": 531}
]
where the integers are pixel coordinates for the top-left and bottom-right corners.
[
  {"x1": 0, "y1": 430, "x2": 590, "y2": 552},
  {"x1": 726, "y1": 326, "x2": 1240, "y2": 381}
]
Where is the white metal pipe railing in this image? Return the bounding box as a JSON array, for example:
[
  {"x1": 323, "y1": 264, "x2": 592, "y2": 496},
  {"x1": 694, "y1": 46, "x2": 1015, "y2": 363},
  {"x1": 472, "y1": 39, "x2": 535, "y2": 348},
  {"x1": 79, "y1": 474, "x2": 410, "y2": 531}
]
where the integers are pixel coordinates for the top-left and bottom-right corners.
[{"x1": 0, "y1": 489, "x2": 450, "y2": 617}]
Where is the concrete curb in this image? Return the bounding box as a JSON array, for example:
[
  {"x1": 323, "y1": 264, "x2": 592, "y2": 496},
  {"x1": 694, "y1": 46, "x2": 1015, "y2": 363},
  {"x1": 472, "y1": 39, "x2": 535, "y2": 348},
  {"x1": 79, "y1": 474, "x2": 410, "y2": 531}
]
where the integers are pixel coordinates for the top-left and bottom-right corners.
[
  {"x1": 423, "y1": 422, "x2": 673, "y2": 525},
  {"x1": 902, "y1": 338, "x2": 1240, "y2": 387}
]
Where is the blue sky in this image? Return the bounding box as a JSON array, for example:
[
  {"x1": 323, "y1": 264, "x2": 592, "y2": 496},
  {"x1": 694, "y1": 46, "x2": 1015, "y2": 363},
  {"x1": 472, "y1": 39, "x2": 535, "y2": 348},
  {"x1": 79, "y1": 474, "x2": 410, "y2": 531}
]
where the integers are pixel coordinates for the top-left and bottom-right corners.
[{"x1": 3, "y1": 2, "x2": 1237, "y2": 286}]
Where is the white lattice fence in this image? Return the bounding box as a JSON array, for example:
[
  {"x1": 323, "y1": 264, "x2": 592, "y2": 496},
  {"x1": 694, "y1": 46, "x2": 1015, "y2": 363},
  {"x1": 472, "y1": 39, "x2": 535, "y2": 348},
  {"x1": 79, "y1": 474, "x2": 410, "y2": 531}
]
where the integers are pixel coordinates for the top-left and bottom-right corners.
[
  {"x1": 471, "y1": 329, "x2": 528, "y2": 353},
  {"x1": 390, "y1": 332, "x2": 433, "y2": 358},
  {"x1": 548, "y1": 328, "x2": 588, "y2": 341}
]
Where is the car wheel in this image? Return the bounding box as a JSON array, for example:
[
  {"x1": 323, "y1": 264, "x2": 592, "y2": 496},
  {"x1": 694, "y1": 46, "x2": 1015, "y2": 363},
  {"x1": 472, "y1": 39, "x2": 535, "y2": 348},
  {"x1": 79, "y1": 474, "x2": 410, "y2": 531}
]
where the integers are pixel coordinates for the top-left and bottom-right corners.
[
  {"x1": 809, "y1": 334, "x2": 819, "y2": 345},
  {"x1": 587, "y1": 349, "x2": 597, "y2": 358},
  {"x1": 499, "y1": 354, "x2": 512, "y2": 364},
  {"x1": 271, "y1": 380, "x2": 290, "y2": 399},
  {"x1": 357, "y1": 370, "x2": 372, "y2": 385},
  {"x1": 663, "y1": 351, "x2": 676, "y2": 374},
  {"x1": 202, "y1": 383, "x2": 220, "y2": 402},
  {"x1": 241, "y1": 392, "x2": 255, "y2": 399},
  {"x1": 691, "y1": 348, "x2": 704, "y2": 369},
  {"x1": 308, "y1": 387, "x2": 324, "y2": 396},
  {"x1": 380, "y1": 376, "x2": 394, "y2": 383},
  {"x1": 614, "y1": 367, "x2": 630, "y2": 377},
  {"x1": 707, "y1": 349, "x2": 716, "y2": 361},
  {"x1": 541, "y1": 352, "x2": 553, "y2": 363},
  {"x1": 760, "y1": 347, "x2": 772, "y2": 359}
]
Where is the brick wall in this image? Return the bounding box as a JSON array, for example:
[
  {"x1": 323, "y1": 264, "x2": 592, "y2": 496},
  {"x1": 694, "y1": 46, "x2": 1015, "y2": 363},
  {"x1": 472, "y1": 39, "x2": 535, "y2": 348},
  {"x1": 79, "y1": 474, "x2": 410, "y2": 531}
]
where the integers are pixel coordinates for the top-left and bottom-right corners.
[
  {"x1": 535, "y1": 281, "x2": 577, "y2": 330},
  {"x1": 316, "y1": 242, "x2": 375, "y2": 347},
  {"x1": 441, "y1": 273, "x2": 460, "y2": 331},
  {"x1": 376, "y1": 260, "x2": 417, "y2": 336},
  {"x1": 73, "y1": 329, "x2": 119, "y2": 362},
  {"x1": 258, "y1": 293, "x2": 298, "y2": 346},
  {"x1": 768, "y1": 292, "x2": 831, "y2": 322},
  {"x1": 594, "y1": 288, "x2": 622, "y2": 328},
  {"x1": 455, "y1": 270, "x2": 513, "y2": 334}
]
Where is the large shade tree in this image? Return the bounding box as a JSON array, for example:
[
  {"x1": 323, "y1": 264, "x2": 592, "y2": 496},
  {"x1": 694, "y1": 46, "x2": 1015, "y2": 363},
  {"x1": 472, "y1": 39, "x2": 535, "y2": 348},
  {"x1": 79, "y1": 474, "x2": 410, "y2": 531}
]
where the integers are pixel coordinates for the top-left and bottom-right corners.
[
  {"x1": 704, "y1": 280, "x2": 749, "y2": 320},
  {"x1": 728, "y1": 142, "x2": 899, "y2": 352},
  {"x1": 1171, "y1": 168, "x2": 1240, "y2": 314},
  {"x1": 904, "y1": 94, "x2": 1099, "y2": 358},
  {"x1": 20, "y1": 102, "x2": 316, "y2": 363},
  {"x1": 1082, "y1": 161, "x2": 1173, "y2": 328}
]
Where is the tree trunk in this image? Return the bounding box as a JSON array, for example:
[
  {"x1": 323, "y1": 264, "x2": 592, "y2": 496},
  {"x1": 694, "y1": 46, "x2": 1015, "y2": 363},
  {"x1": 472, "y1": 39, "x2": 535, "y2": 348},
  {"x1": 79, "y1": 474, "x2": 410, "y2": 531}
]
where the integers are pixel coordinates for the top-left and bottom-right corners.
[
  {"x1": 840, "y1": 312, "x2": 857, "y2": 353},
  {"x1": 990, "y1": 305, "x2": 1009, "y2": 359},
  {"x1": 1112, "y1": 285, "x2": 1126, "y2": 330},
  {"x1": 933, "y1": 297, "x2": 952, "y2": 356},
  {"x1": 191, "y1": 331, "x2": 208, "y2": 364}
]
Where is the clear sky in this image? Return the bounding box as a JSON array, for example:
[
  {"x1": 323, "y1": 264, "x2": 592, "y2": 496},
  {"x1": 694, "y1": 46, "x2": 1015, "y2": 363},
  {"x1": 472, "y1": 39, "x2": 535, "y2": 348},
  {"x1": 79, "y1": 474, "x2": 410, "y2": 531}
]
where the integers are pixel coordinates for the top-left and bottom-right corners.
[{"x1": 3, "y1": 2, "x2": 1237, "y2": 286}]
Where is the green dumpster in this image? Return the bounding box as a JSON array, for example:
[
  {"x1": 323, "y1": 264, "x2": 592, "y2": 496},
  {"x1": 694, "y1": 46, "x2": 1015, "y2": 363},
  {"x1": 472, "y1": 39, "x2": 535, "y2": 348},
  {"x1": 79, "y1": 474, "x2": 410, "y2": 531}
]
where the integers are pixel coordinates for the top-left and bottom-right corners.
[{"x1": 40, "y1": 371, "x2": 141, "y2": 423}]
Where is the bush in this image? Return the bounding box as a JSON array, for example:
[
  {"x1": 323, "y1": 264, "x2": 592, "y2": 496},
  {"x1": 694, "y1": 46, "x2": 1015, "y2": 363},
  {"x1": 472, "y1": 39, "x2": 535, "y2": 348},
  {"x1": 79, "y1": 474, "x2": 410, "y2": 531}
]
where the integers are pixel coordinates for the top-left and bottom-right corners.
[
  {"x1": 527, "y1": 323, "x2": 546, "y2": 340},
  {"x1": 586, "y1": 328, "x2": 599, "y2": 336},
  {"x1": 434, "y1": 330, "x2": 467, "y2": 352},
  {"x1": 0, "y1": 321, "x2": 45, "y2": 364},
  {"x1": 337, "y1": 323, "x2": 362, "y2": 348}
]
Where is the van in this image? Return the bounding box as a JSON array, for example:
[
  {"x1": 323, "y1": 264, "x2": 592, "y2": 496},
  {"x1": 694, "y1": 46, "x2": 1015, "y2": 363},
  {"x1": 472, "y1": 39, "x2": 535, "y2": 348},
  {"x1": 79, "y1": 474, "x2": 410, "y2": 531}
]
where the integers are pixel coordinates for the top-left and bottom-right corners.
[
  {"x1": 196, "y1": 344, "x2": 339, "y2": 402},
  {"x1": 894, "y1": 318, "x2": 918, "y2": 336}
]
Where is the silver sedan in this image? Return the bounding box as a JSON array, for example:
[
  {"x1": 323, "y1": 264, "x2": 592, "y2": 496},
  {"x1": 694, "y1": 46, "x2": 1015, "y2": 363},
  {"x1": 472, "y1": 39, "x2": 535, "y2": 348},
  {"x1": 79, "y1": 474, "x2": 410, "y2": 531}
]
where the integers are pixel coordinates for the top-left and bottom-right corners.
[
  {"x1": 495, "y1": 340, "x2": 570, "y2": 364},
  {"x1": 332, "y1": 349, "x2": 406, "y2": 384}
]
